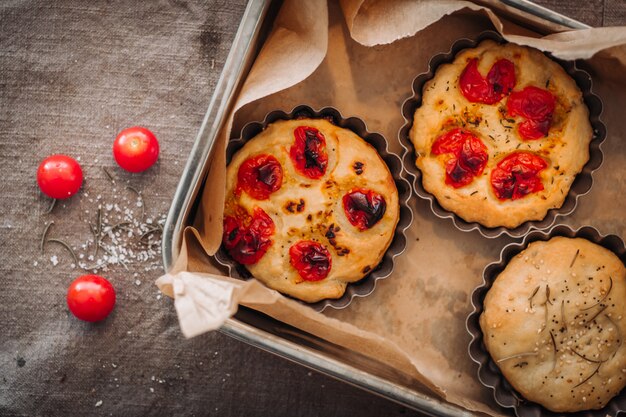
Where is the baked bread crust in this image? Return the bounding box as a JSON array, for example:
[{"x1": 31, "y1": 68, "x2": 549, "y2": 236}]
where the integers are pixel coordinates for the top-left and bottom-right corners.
[
  {"x1": 410, "y1": 40, "x2": 592, "y2": 228},
  {"x1": 480, "y1": 237, "x2": 626, "y2": 412},
  {"x1": 224, "y1": 118, "x2": 399, "y2": 303}
]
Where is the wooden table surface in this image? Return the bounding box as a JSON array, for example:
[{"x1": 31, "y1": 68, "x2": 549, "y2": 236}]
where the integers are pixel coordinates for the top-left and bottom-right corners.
[{"x1": 1, "y1": 1, "x2": 623, "y2": 416}]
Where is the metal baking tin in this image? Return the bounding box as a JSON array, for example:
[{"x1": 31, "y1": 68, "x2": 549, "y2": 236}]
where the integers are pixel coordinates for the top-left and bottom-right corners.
[
  {"x1": 213, "y1": 105, "x2": 413, "y2": 312},
  {"x1": 399, "y1": 30, "x2": 606, "y2": 239},
  {"x1": 467, "y1": 225, "x2": 626, "y2": 416},
  {"x1": 163, "y1": 0, "x2": 601, "y2": 415}
]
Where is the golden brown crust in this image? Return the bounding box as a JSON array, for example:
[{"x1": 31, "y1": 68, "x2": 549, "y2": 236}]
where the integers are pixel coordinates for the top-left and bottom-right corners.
[
  {"x1": 410, "y1": 40, "x2": 592, "y2": 228},
  {"x1": 224, "y1": 118, "x2": 399, "y2": 303},
  {"x1": 480, "y1": 237, "x2": 626, "y2": 412}
]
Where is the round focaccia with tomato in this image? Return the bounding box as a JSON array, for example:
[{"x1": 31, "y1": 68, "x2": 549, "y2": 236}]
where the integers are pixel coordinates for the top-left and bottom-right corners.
[
  {"x1": 410, "y1": 40, "x2": 592, "y2": 229},
  {"x1": 222, "y1": 118, "x2": 399, "y2": 303}
]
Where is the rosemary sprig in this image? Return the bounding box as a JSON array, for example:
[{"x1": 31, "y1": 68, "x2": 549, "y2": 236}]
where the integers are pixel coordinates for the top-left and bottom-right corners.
[
  {"x1": 46, "y1": 239, "x2": 79, "y2": 264},
  {"x1": 580, "y1": 276, "x2": 613, "y2": 312},
  {"x1": 100, "y1": 244, "x2": 129, "y2": 271},
  {"x1": 90, "y1": 207, "x2": 103, "y2": 257},
  {"x1": 139, "y1": 226, "x2": 161, "y2": 243},
  {"x1": 44, "y1": 198, "x2": 57, "y2": 214},
  {"x1": 573, "y1": 363, "x2": 602, "y2": 388},
  {"x1": 41, "y1": 222, "x2": 54, "y2": 254},
  {"x1": 102, "y1": 167, "x2": 116, "y2": 184},
  {"x1": 126, "y1": 185, "x2": 144, "y2": 220},
  {"x1": 528, "y1": 285, "x2": 540, "y2": 310},
  {"x1": 570, "y1": 347, "x2": 603, "y2": 364},
  {"x1": 103, "y1": 221, "x2": 132, "y2": 234},
  {"x1": 570, "y1": 249, "x2": 580, "y2": 268},
  {"x1": 584, "y1": 304, "x2": 608, "y2": 326},
  {"x1": 80, "y1": 263, "x2": 104, "y2": 271},
  {"x1": 545, "y1": 285, "x2": 553, "y2": 305},
  {"x1": 496, "y1": 352, "x2": 539, "y2": 363},
  {"x1": 549, "y1": 330, "x2": 558, "y2": 353},
  {"x1": 549, "y1": 330, "x2": 559, "y2": 371}
]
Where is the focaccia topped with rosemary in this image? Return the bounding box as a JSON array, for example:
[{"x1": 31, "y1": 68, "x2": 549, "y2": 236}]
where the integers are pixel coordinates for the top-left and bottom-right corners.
[
  {"x1": 222, "y1": 118, "x2": 399, "y2": 303},
  {"x1": 410, "y1": 40, "x2": 592, "y2": 228},
  {"x1": 480, "y1": 237, "x2": 626, "y2": 412}
]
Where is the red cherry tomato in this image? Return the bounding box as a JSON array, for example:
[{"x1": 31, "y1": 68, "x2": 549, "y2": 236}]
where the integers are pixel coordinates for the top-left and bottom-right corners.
[
  {"x1": 222, "y1": 207, "x2": 275, "y2": 265},
  {"x1": 490, "y1": 152, "x2": 547, "y2": 200},
  {"x1": 289, "y1": 240, "x2": 331, "y2": 282},
  {"x1": 342, "y1": 189, "x2": 386, "y2": 231},
  {"x1": 506, "y1": 86, "x2": 555, "y2": 140},
  {"x1": 236, "y1": 154, "x2": 283, "y2": 200},
  {"x1": 37, "y1": 154, "x2": 83, "y2": 199},
  {"x1": 113, "y1": 127, "x2": 159, "y2": 172},
  {"x1": 459, "y1": 58, "x2": 516, "y2": 104},
  {"x1": 289, "y1": 126, "x2": 328, "y2": 179},
  {"x1": 67, "y1": 275, "x2": 116, "y2": 322},
  {"x1": 431, "y1": 128, "x2": 488, "y2": 188}
]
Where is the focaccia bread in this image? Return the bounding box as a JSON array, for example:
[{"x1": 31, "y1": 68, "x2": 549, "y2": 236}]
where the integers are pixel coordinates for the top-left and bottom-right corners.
[
  {"x1": 410, "y1": 40, "x2": 593, "y2": 228},
  {"x1": 222, "y1": 118, "x2": 399, "y2": 303},
  {"x1": 480, "y1": 237, "x2": 626, "y2": 412}
]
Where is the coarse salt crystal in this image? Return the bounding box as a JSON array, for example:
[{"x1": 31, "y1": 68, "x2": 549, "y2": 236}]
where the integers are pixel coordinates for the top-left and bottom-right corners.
[
  {"x1": 135, "y1": 280, "x2": 141, "y2": 286},
  {"x1": 50, "y1": 255, "x2": 59, "y2": 266},
  {"x1": 95, "y1": 400, "x2": 102, "y2": 407}
]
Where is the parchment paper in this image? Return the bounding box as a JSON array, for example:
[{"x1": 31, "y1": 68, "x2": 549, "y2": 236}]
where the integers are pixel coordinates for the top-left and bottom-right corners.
[{"x1": 157, "y1": 1, "x2": 626, "y2": 415}]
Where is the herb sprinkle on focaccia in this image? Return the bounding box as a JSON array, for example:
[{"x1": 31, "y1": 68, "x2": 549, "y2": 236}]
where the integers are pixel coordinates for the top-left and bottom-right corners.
[
  {"x1": 481, "y1": 237, "x2": 626, "y2": 412},
  {"x1": 410, "y1": 40, "x2": 592, "y2": 228}
]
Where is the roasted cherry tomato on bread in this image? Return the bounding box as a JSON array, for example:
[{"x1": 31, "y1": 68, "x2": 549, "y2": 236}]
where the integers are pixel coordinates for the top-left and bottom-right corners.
[
  {"x1": 290, "y1": 126, "x2": 328, "y2": 179},
  {"x1": 67, "y1": 274, "x2": 116, "y2": 322},
  {"x1": 113, "y1": 126, "x2": 159, "y2": 173},
  {"x1": 507, "y1": 86, "x2": 556, "y2": 140},
  {"x1": 236, "y1": 154, "x2": 283, "y2": 200},
  {"x1": 342, "y1": 189, "x2": 386, "y2": 231},
  {"x1": 289, "y1": 240, "x2": 332, "y2": 282},
  {"x1": 490, "y1": 152, "x2": 547, "y2": 200},
  {"x1": 222, "y1": 207, "x2": 275, "y2": 265},
  {"x1": 431, "y1": 128, "x2": 488, "y2": 188},
  {"x1": 37, "y1": 154, "x2": 83, "y2": 199},
  {"x1": 459, "y1": 58, "x2": 516, "y2": 105}
]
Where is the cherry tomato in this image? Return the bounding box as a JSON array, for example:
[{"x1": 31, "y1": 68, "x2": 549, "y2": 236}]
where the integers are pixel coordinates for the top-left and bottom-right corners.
[
  {"x1": 490, "y1": 152, "x2": 547, "y2": 200},
  {"x1": 506, "y1": 86, "x2": 555, "y2": 140},
  {"x1": 342, "y1": 189, "x2": 386, "y2": 231},
  {"x1": 459, "y1": 58, "x2": 516, "y2": 105},
  {"x1": 67, "y1": 274, "x2": 116, "y2": 322},
  {"x1": 289, "y1": 126, "x2": 328, "y2": 179},
  {"x1": 222, "y1": 207, "x2": 275, "y2": 265},
  {"x1": 236, "y1": 154, "x2": 283, "y2": 200},
  {"x1": 113, "y1": 126, "x2": 159, "y2": 172},
  {"x1": 289, "y1": 240, "x2": 331, "y2": 282},
  {"x1": 431, "y1": 128, "x2": 488, "y2": 188},
  {"x1": 37, "y1": 154, "x2": 83, "y2": 199}
]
